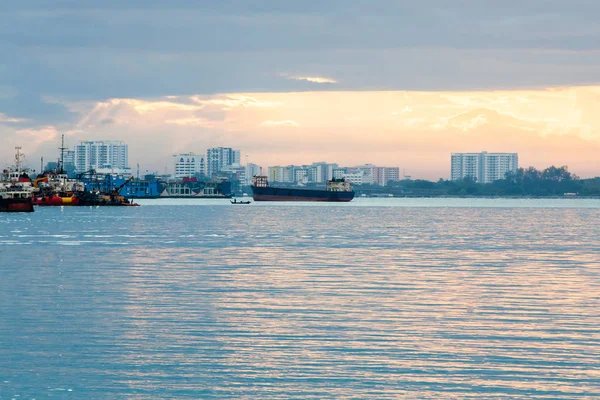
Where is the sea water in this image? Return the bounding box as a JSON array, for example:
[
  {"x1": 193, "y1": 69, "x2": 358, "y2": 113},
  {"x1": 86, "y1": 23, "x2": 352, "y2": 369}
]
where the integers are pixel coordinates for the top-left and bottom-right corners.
[{"x1": 1, "y1": 198, "x2": 599, "y2": 399}]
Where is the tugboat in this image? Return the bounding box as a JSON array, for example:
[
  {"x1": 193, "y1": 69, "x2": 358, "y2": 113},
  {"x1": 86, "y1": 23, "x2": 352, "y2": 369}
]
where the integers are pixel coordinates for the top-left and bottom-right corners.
[
  {"x1": 0, "y1": 186, "x2": 34, "y2": 212},
  {"x1": 32, "y1": 176, "x2": 139, "y2": 206},
  {"x1": 0, "y1": 147, "x2": 36, "y2": 212},
  {"x1": 250, "y1": 176, "x2": 354, "y2": 202}
]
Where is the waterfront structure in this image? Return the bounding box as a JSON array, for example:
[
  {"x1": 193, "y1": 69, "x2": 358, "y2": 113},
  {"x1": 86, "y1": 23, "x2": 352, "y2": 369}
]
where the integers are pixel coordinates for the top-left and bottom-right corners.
[
  {"x1": 451, "y1": 152, "x2": 518, "y2": 183},
  {"x1": 206, "y1": 147, "x2": 241, "y2": 177},
  {"x1": 173, "y1": 152, "x2": 205, "y2": 178},
  {"x1": 120, "y1": 178, "x2": 163, "y2": 198},
  {"x1": 74, "y1": 140, "x2": 128, "y2": 172}
]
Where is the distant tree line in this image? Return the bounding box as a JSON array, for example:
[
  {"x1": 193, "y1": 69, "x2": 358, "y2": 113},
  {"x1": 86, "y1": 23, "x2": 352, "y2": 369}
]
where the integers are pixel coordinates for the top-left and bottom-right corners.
[{"x1": 356, "y1": 166, "x2": 600, "y2": 197}]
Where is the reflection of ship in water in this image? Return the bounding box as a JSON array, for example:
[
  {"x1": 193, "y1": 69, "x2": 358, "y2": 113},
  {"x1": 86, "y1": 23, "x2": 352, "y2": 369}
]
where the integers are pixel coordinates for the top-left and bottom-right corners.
[{"x1": 251, "y1": 176, "x2": 354, "y2": 202}]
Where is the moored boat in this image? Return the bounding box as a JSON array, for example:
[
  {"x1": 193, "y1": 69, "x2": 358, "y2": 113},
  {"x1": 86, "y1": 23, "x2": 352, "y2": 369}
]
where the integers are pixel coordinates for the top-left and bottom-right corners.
[
  {"x1": 1, "y1": 147, "x2": 36, "y2": 212},
  {"x1": 32, "y1": 192, "x2": 80, "y2": 206},
  {"x1": 0, "y1": 187, "x2": 34, "y2": 212}
]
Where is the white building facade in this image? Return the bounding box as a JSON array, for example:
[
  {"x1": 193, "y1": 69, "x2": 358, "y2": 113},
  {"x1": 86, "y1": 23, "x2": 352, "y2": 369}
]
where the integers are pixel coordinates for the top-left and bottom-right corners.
[
  {"x1": 342, "y1": 171, "x2": 366, "y2": 185},
  {"x1": 173, "y1": 152, "x2": 205, "y2": 178},
  {"x1": 74, "y1": 140, "x2": 128, "y2": 172},
  {"x1": 451, "y1": 152, "x2": 518, "y2": 183},
  {"x1": 206, "y1": 147, "x2": 241, "y2": 177}
]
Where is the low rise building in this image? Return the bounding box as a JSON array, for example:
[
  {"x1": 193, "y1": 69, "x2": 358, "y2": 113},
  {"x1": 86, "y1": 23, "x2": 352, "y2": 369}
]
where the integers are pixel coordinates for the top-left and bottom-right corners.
[{"x1": 173, "y1": 152, "x2": 205, "y2": 178}]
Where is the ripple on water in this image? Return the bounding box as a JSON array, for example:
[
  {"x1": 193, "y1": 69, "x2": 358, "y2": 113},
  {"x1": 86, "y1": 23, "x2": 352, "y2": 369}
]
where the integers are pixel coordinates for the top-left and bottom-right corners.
[{"x1": 0, "y1": 203, "x2": 599, "y2": 398}]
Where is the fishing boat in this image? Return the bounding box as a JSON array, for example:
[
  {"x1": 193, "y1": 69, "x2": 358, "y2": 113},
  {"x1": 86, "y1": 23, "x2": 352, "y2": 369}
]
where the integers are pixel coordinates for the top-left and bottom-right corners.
[{"x1": 231, "y1": 198, "x2": 251, "y2": 204}]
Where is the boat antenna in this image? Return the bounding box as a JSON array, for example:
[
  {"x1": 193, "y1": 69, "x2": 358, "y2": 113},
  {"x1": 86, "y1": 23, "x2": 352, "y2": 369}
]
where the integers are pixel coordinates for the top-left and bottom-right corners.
[
  {"x1": 41, "y1": 156, "x2": 44, "y2": 173},
  {"x1": 58, "y1": 134, "x2": 67, "y2": 174},
  {"x1": 15, "y1": 146, "x2": 23, "y2": 174}
]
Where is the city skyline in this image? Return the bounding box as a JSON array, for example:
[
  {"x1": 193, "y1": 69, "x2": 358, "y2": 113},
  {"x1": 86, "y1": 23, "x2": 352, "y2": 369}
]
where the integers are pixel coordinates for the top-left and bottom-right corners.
[
  {"x1": 3, "y1": 87, "x2": 600, "y2": 180},
  {"x1": 1, "y1": 2, "x2": 600, "y2": 179}
]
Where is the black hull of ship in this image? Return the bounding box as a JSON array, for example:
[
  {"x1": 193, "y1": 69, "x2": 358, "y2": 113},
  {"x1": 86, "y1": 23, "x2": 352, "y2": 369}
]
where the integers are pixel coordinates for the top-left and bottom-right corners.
[
  {"x1": 0, "y1": 198, "x2": 34, "y2": 212},
  {"x1": 251, "y1": 186, "x2": 354, "y2": 202}
]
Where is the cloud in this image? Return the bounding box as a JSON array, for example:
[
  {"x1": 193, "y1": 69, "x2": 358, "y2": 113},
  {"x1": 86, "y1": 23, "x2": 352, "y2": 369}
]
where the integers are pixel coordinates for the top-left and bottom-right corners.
[
  {"x1": 15, "y1": 126, "x2": 59, "y2": 146},
  {"x1": 191, "y1": 95, "x2": 282, "y2": 110},
  {"x1": 99, "y1": 118, "x2": 115, "y2": 125},
  {"x1": 283, "y1": 75, "x2": 337, "y2": 84},
  {"x1": 392, "y1": 106, "x2": 413, "y2": 115},
  {"x1": 2, "y1": 86, "x2": 600, "y2": 179},
  {"x1": 261, "y1": 120, "x2": 300, "y2": 127},
  {"x1": 165, "y1": 117, "x2": 215, "y2": 127},
  {"x1": 432, "y1": 109, "x2": 492, "y2": 131},
  {"x1": 2, "y1": 0, "x2": 600, "y2": 119},
  {"x1": 0, "y1": 113, "x2": 27, "y2": 123}
]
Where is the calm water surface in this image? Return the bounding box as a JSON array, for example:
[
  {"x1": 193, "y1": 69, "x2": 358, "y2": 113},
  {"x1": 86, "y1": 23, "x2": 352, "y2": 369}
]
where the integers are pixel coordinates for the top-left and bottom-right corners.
[{"x1": 1, "y1": 198, "x2": 599, "y2": 399}]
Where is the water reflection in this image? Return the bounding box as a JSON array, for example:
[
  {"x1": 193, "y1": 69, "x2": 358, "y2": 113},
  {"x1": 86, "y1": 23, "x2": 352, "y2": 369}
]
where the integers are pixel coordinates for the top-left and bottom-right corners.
[{"x1": 0, "y1": 203, "x2": 599, "y2": 398}]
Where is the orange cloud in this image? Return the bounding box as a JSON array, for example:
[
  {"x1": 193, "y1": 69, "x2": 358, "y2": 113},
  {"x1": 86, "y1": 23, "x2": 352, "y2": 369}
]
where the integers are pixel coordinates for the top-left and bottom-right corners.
[{"x1": 5, "y1": 86, "x2": 600, "y2": 179}]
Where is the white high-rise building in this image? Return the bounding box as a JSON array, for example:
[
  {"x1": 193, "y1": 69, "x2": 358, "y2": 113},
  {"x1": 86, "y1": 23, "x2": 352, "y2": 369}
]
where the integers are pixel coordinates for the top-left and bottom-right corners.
[
  {"x1": 74, "y1": 140, "x2": 128, "y2": 172},
  {"x1": 451, "y1": 152, "x2": 518, "y2": 183},
  {"x1": 206, "y1": 147, "x2": 241, "y2": 177},
  {"x1": 173, "y1": 152, "x2": 205, "y2": 178}
]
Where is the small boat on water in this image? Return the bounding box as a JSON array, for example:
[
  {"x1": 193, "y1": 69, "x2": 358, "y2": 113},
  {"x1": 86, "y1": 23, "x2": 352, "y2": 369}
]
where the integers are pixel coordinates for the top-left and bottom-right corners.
[
  {"x1": 0, "y1": 187, "x2": 34, "y2": 212},
  {"x1": 231, "y1": 198, "x2": 251, "y2": 205}
]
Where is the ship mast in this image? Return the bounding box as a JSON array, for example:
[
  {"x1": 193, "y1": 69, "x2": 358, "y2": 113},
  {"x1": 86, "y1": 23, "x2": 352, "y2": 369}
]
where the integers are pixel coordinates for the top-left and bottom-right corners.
[
  {"x1": 58, "y1": 134, "x2": 67, "y2": 175},
  {"x1": 14, "y1": 146, "x2": 23, "y2": 174}
]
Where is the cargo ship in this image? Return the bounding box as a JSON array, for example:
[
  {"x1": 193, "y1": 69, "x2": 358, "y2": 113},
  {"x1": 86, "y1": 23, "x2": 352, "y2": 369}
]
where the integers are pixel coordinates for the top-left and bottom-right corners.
[{"x1": 251, "y1": 176, "x2": 354, "y2": 202}]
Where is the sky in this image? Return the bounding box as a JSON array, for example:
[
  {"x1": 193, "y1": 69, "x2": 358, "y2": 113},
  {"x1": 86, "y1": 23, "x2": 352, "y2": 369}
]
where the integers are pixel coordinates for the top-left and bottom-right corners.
[{"x1": 1, "y1": 0, "x2": 600, "y2": 179}]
